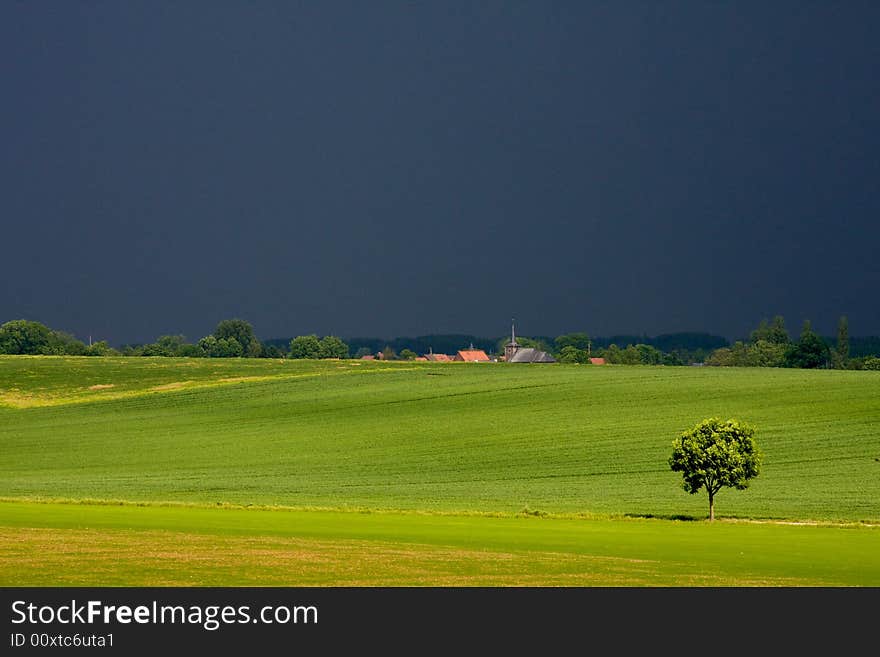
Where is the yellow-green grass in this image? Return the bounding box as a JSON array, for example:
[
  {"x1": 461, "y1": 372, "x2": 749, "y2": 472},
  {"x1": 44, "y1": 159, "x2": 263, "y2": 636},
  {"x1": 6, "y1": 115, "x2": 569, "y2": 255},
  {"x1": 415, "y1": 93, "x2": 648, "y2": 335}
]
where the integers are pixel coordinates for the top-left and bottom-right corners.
[
  {"x1": 0, "y1": 355, "x2": 392, "y2": 408},
  {"x1": 1, "y1": 356, "x2": 878, "y2": 521},
  {"x1": 0, "y1": 501, "x2": 877, "y2": 586}
]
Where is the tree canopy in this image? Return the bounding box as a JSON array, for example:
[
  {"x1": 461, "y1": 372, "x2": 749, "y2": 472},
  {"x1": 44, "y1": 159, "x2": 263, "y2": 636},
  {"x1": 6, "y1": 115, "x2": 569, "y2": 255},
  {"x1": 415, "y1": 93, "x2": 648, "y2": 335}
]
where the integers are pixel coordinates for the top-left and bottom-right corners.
[
  {"x1": 213, "y1": 319, "x2": 261, "y2": 357},
  {"x1": 319, "y1": 335, "x2": 349, "y2": 359},
  {"x1": 554, "y1": 332, "x2": 591, "y2": 352},
  {"x1": 750, "y1": 315, "x2": 790, "y2": 345},
  {"x1": 289, "y1": 335, "x2": 322, "y2": 359},
  {"x1": 783, "y1": 320, "x2": 829, "y2": 369},
  {"x1": 557, "y1": 345, "x2": 589, "y2": 363},
  {"x1": 198, "y1": 335, "x2": 243, "y2": 357},
  {"x1": 0, "y1": 319, "x2": 53, "y2": 354},
  {"x1": 669, "y1": 417, "x2": 762, "y2": 521},
  {"x1": 288, "y1": 335, "x2": 349, "y2": 359}
]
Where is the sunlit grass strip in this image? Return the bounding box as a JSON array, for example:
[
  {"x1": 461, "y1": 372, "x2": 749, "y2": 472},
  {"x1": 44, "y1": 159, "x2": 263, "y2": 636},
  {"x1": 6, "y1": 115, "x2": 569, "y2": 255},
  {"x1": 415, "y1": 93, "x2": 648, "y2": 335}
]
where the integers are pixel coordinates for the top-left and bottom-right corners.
[
  {"x1": 1, "y1": 502, "x2": 878, "y2": 586},
  {"x1": 0, "y1": 496, "x2": 875, "y2": 528}
]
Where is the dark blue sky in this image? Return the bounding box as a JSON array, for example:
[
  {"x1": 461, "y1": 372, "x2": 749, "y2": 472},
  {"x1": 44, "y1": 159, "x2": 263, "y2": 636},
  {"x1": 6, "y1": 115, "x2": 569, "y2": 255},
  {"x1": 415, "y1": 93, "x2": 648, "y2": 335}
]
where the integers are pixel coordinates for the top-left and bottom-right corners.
[{"x1": 2, "y1": 2, "x2": 879, "y2": 344}]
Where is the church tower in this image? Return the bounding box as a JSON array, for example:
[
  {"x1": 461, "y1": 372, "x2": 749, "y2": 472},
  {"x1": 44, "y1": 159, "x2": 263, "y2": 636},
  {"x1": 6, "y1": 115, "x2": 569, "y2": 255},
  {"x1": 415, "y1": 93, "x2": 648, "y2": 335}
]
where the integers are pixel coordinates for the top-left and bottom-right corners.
[{"x1": 504, "y1": 319, "x2": 519, "y2": 361}]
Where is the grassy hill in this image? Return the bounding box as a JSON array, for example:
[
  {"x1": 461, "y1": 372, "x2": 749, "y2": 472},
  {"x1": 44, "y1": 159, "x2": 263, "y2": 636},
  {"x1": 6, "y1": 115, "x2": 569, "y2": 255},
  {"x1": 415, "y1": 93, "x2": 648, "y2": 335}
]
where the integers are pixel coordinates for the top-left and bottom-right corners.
[
  {"x1": 2, "y1": 356, "x2": 878, "y2": 521},
  {"x1": 2, "y1": 356, "x2": 879, "y2": 586}
]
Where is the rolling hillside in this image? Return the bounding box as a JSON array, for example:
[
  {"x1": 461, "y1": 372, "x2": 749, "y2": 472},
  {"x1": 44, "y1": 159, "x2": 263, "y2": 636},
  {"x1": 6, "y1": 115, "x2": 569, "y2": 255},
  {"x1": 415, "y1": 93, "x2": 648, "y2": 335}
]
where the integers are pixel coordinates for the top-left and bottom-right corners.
[{"x1": 2, "y1": 356, "x2": 878, "y2": 521}]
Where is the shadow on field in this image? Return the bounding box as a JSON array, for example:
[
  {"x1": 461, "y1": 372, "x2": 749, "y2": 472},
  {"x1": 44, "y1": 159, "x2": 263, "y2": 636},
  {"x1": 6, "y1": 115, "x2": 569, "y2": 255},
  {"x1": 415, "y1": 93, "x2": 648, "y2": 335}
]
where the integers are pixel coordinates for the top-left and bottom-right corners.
[{"x1": 624, "y1": 513, "x2": 699, "y2": 521}]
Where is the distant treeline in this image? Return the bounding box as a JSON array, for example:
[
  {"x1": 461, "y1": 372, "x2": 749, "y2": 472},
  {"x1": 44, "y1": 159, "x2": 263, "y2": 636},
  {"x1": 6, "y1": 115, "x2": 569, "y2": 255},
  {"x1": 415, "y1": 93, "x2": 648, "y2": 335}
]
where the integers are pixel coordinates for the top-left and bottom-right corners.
[
  {"x1": 2, "y1": 316, "x2": 879, "y2": 370},
  {"x1": 704, "y1": 315, "x2": 880, "y2": 370},
  {"x1": 270, "y1": 335, "x2": 501, "y2": 359}
]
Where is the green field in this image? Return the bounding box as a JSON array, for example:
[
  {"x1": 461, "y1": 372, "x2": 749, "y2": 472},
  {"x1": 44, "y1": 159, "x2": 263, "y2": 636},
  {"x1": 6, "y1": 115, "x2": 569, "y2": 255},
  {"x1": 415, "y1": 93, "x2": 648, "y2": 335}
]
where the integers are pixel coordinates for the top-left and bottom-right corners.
[
  {"x1": 2, "y1": 501, "x2": 878, "y2": 586},
  {"x1": 1, "y1": 356, "x2": 879, "y2": 585}
]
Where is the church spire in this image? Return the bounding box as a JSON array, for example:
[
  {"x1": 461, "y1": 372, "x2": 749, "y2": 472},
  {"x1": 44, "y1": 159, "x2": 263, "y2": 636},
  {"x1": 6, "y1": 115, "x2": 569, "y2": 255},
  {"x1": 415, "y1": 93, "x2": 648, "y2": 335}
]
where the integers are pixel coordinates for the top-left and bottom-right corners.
[{"x1": 504, "y1": 318, "x2": 519, "y2": 361}]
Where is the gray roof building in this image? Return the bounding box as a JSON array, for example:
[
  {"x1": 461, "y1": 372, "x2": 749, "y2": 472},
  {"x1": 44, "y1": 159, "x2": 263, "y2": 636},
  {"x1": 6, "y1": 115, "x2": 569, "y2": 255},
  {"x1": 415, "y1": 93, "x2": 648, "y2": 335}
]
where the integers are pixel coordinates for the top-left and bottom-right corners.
[
  {"x1": 503, "y1": 320, "x2": 556, "y2": 363},
  {"x1": 506, "y1": 347, "x2": 556, "y2": 363}
]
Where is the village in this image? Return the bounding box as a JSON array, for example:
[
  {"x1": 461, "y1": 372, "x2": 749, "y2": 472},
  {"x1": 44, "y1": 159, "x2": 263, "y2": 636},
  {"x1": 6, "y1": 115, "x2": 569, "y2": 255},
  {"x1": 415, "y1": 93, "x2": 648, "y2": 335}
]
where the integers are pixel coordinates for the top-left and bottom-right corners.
[{"x1": 359, "y1": 324, "x2": 607, "y2": 364}]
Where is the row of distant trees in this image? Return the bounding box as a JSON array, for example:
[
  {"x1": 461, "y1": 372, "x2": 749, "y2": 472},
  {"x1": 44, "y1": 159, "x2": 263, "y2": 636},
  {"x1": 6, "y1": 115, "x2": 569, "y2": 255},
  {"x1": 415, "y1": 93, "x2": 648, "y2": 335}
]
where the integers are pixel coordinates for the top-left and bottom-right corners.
[
  {"x1": 2, "y1": 316, "x2": 879, "y2": 369},
  {"x1": 343, "y1": 320, "x2": 880, "y2": 369},
  {"x1": 548, "y1": 317, "x2": 880, "y2": 370},
  {"x1": 705, "y1": 315, "x2": 880, "y2": 370},
  {"x1": 0, "y1": 320, "x2": 119, "y2": 357},
  {"x1": 0, "y1": 319, "x2": 351, "y2": 361}
]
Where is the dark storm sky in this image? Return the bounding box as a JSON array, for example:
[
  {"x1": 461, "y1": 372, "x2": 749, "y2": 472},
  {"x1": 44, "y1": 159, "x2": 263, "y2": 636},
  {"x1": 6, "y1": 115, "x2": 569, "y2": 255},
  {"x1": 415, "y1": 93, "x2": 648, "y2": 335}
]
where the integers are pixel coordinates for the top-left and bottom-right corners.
[{"x1": 2, "y1": 2, "x2": 879, "y2": 345}]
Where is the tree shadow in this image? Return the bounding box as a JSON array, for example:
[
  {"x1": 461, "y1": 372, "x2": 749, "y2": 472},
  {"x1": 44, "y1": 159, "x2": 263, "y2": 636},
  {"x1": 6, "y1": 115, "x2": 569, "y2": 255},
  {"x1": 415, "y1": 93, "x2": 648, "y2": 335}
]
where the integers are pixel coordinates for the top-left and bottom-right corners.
[{"x1": 624, "y1": 513, "x2": 699, "y2": 521}]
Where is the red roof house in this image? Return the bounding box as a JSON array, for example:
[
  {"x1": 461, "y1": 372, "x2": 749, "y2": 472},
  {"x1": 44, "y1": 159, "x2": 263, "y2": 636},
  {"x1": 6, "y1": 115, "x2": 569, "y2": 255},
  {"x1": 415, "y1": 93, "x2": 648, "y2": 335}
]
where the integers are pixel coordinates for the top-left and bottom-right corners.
[
  {"x1": 455, "y1": 349, "x2": 490, "y2": 362},
  {"x1": 590, "y1": 357, "x2": 606, "y2": 365}
]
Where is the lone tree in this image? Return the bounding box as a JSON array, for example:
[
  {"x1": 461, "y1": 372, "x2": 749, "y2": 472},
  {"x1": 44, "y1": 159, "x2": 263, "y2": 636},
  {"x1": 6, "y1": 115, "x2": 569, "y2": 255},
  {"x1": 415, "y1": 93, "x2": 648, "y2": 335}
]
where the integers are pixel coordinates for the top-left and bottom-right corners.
[{"x1": 669, "y1": 418, "x2": 762, "y2": 521}]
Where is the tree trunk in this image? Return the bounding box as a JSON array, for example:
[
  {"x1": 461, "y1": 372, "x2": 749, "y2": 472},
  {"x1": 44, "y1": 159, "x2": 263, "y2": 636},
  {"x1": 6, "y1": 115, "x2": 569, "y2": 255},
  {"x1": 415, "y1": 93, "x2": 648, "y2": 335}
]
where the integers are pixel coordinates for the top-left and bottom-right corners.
[{"x1": 708, "y1": 490, "x2": 715, "y2": 521}]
